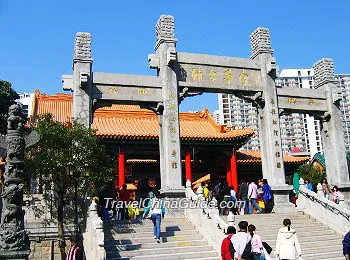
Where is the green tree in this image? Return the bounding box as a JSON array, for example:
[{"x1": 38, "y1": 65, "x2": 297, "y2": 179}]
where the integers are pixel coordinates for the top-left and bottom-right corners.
[
  {"x1": 0, "y1": 80, "x2": 19, "y2": 135},
  {"x1": 25, "y1": 114, "x2": 115, "y2": 260},
  {"x1": 298, "y1": 163, "x2": 325, "y2": 190}
]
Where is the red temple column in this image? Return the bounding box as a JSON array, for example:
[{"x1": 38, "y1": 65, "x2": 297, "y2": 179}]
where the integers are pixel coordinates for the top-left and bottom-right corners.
[
  {"x1": 185, "y1": 150, "x2": 192, "y2": 182},
  {"x1": 226, "y1": 160, "x2": 231, "y2": 186},
  {"x1": 118, "y1": 148, "x2": 125, "y2": 187},
  {"x1": 230, "y1": 148, "x2": 238, "y2": 191}
]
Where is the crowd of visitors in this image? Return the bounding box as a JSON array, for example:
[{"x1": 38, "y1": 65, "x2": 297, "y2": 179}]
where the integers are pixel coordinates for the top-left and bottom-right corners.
[
  {"x1": 200, "y1": 178, "x2": 273, "y2": 215},
  {"x1": 221, "y1": 219, "x2": 301, "y2": 260},
  {"x1": 305, "y1": 177, "x2": 343, "y2": 204}
]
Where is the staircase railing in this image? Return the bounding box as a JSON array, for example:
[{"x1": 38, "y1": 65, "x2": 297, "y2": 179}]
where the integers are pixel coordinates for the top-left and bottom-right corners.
[
  {"x1": 83, "y1": 200, "x2": 106, "y2": 260},
  {"x1": 185, "y1": 182, "x2": 228, "y2": 253},
  {"x1": 297, "y1": 185, "x2": 350, "y2": 235}
]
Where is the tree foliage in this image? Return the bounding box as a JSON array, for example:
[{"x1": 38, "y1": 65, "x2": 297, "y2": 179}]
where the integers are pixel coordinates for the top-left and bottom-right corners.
[
  {"x1": 298, "y1": 163, "x2": 325, "y2": 190},
  {"x1": 25, "y1": 114, "x2": 115, "y2": 195},
  {"x1": 25, "y1": 114, "x2": 115, "y2": 259},
  {"x1": 0, "y1": 80, "x2": 19, "y2": 135}
]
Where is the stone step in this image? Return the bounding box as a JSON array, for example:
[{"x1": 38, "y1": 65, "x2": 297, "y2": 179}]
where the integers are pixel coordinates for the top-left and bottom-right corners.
[
  {"x1": 256, "y1": 229, "x2": 336, "y2": 241},
  {"x1": 264, "y1": 237, "x2": 342, "y2": 248},
  {"x1": 109, "y1": 250, "x2": 219, "y2": 260},
  {"x1": 107, "y1": 245, "x2": 213, "y2": 258},
  {"x1": 263, "y1": 233, "x2": 342, "y2": 243},
  {"x1": 105, "y1": 239, "x2": 208, "y2": 251},
  {"x1": 105, "y1": 234, "x2": 203, "y2": 244},
  {"x1": 301, "y1": 244, "x2": 342, "y2": 255},
  {"x1": 113, "y1": 218, "x2": 188, "y2": 226},
  {"x1": 106, "y1": 229, "x2": 198, "y2": 239},
  {"x1": 303, "y1": 250, "x2": 344, "y2": 260},
  {"x1": 110, "y1": 224, "x2": 194, "y2": 233}
]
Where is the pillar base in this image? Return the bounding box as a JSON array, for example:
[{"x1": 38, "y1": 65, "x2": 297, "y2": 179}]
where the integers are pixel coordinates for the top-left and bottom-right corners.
[
  {"x1": 271, "y1": 184, "x2": 296, "y2": 213},
  {"x1": 160, "y1": 187, "x2": 186, "y2": 218},
  {"x1": 0, "y1": 250, "x2": 30, "y2": 260}
]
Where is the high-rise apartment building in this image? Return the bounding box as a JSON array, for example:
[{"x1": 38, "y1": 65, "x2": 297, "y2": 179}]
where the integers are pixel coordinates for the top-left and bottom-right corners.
[
  {"x1": 17, "y1": 92, "x2": 34, "y2": 118},
  {"x1": 217, "y1": 93, "x2": 260, "y2": 150},
  {"x1": 216, "y1": 68, "x2": 349, "y2": 157}
]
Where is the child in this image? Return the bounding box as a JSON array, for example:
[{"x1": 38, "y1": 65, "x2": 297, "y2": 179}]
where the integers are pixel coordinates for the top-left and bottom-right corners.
[
  {"x1": 128, "y1": 199, "x2": 140, "y2": 221},
  {"x1": 332, "y1": 186, "x2": 341, "y2": 204}
]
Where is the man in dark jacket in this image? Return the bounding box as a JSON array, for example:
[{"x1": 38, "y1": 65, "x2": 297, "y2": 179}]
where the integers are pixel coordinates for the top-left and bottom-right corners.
[
  {"x1": 238, "y1": 180, "x2": 249, "y2": 214},
  {"x1": 221, "y1": 226, "x2": 236, "y2": 260},
  {"x1": 344, "y1": 231, "x2": 350, "y2": 260}
]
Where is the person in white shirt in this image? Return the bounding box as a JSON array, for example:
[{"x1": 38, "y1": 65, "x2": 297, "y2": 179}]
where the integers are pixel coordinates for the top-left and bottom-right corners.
[
  {"x1": 275, "y1": 218, "x2": 302, "y2": 260},
  {"x1": 231, "y1": 221, "x2": 251, "y2": 259},
  {"x1": 248, "y1": 180, "x2": 262, "y2": 214}
]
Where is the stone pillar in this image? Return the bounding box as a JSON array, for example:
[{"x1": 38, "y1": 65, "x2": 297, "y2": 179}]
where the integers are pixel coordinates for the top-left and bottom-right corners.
[
  {"x1": 230, "y1": 148, "x2": 238, "y2": 192},
  {"x1": 118, "y1": 148, "x2": 125, "y2": 187},
  {"x1": 153, "y1": 15, "x2": 185, "y2": 217},
  {"x1": 185, "y1": 150, "x2": 192, "y2": 183},
  {"x1": 313, "y1": 58, "x2": 350, "y2": 199},
  {"x1": 250, "y1": 28, "x2": 294, "y2": 213},
  {"x1": 72, "y1": 32, "x2": 93, "y2": 127},
  {"x1": 0, "y1": 104, "x2": 30, "y2": 259}
]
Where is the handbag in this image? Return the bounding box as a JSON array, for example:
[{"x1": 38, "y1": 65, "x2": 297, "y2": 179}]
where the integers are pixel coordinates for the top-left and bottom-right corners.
[
  {"x1": 262, "y1": 241, "x2": 272, "y2": 254},
  {"x1": 144, "y1": 199, "x2": 157, "y2": 219},
  {"x1": 241, "y1": 234, "x2": 252, "y2": 259}
]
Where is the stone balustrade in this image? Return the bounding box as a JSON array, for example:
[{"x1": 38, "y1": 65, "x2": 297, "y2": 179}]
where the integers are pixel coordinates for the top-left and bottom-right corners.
[
  {"x1": 297, "y1": 185, "x2": 350, "y2": 235},
  {"x1": 83, "y1": 200, "x2": 106, "y2": 260},
  {"x1": 185, "y1": 185, "x2": 228, "y2": 253}
]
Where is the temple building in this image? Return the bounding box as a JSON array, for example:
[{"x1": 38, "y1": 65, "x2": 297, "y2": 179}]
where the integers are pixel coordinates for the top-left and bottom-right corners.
[{"x1": 30, "y1": 90, "x2": 308, "y2": 190}]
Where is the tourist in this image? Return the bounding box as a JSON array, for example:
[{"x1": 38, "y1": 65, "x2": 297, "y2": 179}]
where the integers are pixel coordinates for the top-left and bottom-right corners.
[
  {"x1": 304, "y1": 178, "x2": 313, "y2": 191},
  {"x1": 119, "y1": 184, "x2": 130, "y2": 220},
  {"x1": 343, "y1": 230, "x2": 350, "y2": 260},
  {"x1": 222, "y1": 182, "x2": 231, "y2": 215},
  {"x1": 321, "y1": 178, "x2": 332, "y2": 200},
  {"x1": 66, "y1": 235, "x2": 85, "y2": 260},
  {"x1": 202, "y1": 182, "x2": 210, "y2": 201},
  {"x1": 143, "y1": 190, "x2": 165, "y2": 243},
  {"x1": 248, "y1": 180, "x2": 262, "y2": 214},
  {"x1": 248, "y1": 224, "x2": 263, "y2": 260},
  {"x1": 332, "y1": 185, "x2": 341, "y2": 204},
  {"x1": 221, "y1": 226, "x2": 236, "y2": 260},
  {"x1": 238, "y1": 180, "x2": 249, "y2": 214},
  {"x1": 231, "y1": 221, "x2": 251, "y2": 259},
  {"x1": 262, "y1": 179, "x2": 273, "y2": 213},
  {"x1": 275, "y1": 219, "x2": 302, "y2": 260}
]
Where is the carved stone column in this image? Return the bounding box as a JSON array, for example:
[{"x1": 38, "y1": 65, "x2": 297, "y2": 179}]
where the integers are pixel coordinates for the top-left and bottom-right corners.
[
  {"x1": 0, "y1": 104, "x2": 30, "y2": 259},
  {"x1": 72, "y1": 32, "x2": 93, "y2": 127},
  {"x1": 250, "y1": 28, "x2": 294, "y2": 213},
  {"x1": 150, "y1": 15, "x2": 185, "y2": 217},
  {"x1": 314, "y1": 59, "x2": 350, "y2": 200}
]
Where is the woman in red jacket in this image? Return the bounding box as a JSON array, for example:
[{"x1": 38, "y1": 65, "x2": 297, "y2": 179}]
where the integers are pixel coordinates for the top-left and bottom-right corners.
[{"x1": 221, "y1": 226, "x2": 236, "y2": 260}]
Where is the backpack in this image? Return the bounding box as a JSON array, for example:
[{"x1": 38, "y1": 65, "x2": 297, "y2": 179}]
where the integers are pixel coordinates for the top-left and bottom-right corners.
[
  {"x1": 263, "y1": 184, "x2": 272, "y2": 201},
  {"x1": 221, "y1": 234, "x2": 235, "y2": 260}
]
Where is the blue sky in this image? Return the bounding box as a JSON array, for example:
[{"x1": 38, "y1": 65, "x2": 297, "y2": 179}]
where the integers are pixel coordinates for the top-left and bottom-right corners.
[{"x1": 0, "y1": 1, "x2": 349, "y2": 112}]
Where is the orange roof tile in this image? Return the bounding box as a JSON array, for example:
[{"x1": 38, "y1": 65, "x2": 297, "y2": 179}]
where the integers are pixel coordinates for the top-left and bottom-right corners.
[
  {"x1": 237, "y1": 150, "x2": 309, "y2": 165},
  {"x1": 32, "y1": 92, "x2": 254, "y2": 142},
  {"x1": 33, "y1": 90, "x2": 72, "y2": 123}
]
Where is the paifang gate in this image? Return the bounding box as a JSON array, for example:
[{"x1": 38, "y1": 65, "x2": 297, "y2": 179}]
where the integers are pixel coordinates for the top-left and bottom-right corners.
[{"x1": 62, "y1": 15, "x2": 350, "y2": 214}]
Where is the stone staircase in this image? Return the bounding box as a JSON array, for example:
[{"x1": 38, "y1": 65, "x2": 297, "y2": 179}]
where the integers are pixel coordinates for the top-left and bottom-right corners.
[
  {"x1": 104, "y1": 218, "x2": 220, "y2": 260},
  {"x1": 233, "y1": 211, "x2": 344, "y2": 260}
]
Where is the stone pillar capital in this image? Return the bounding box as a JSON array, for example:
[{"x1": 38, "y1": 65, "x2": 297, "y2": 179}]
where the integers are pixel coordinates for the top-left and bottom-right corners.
[
  {"x1": 155, "y1": 15, "x2": 177, "y2": 51},
  {"x1": 73, "y1": 32, "x2": 93, "y2": 63}
]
